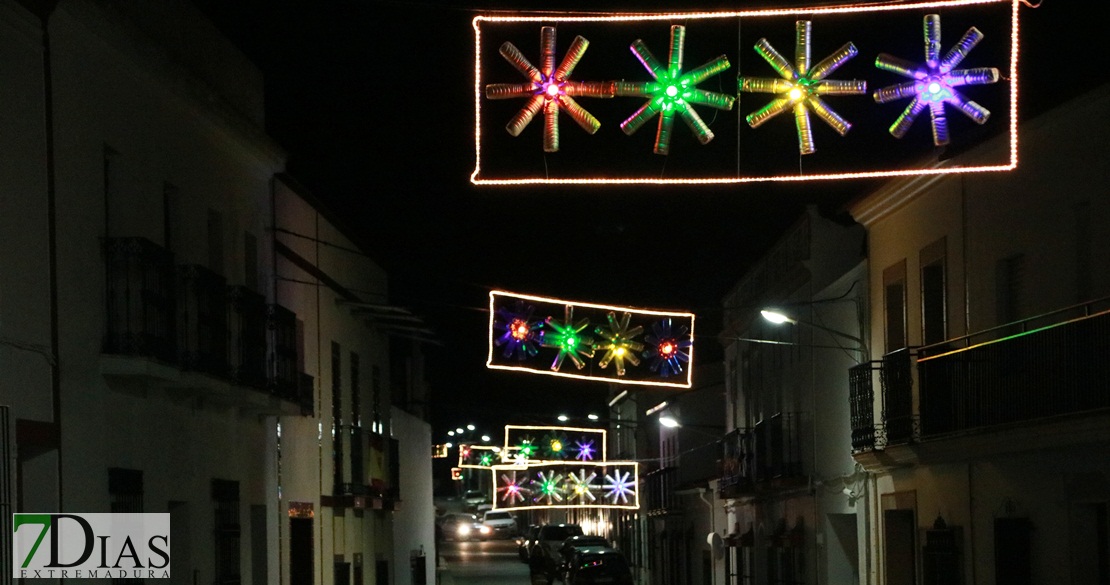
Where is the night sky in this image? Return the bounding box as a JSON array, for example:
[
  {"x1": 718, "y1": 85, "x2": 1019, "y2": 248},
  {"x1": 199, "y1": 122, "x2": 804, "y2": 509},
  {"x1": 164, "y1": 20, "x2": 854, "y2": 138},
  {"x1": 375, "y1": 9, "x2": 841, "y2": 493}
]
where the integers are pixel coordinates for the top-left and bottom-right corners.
[{"x1": 191, "y1": 0, "x2": 1089, "y2": 442}]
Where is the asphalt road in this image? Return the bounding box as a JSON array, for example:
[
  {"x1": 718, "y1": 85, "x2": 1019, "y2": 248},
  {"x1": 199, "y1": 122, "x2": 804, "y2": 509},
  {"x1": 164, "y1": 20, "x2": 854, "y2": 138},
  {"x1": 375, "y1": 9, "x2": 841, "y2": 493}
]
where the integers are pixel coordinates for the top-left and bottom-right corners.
[{"x1": 436, "y1": 538, "x2": 544, "y2": 585}]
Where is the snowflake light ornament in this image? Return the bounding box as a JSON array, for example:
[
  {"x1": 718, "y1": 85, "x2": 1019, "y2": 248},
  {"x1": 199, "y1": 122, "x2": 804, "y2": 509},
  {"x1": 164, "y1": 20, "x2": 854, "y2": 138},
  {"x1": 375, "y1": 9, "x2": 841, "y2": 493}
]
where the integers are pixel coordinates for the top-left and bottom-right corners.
[
  {"x1": 542, "y1": 305, "x2": 595, "y2": 372},
  {"x1": 533, "y1": 470, "x2": 565, "y2": 505},
  {"x1": 642, "y1": 318, "x2": 692, "y2": 378},
  {"x1": 494, "y1": 300, "x2": 544, "y2": 361},
  {"x1": 499, "y1": 472, "x2": 531, "y2": 504},
  {"x1": 485, "y1": 26, "x2": 616, "y2": 152},
  {"x1": 603, "y1": 469, "x2": 635, "y2": 504},
  {"x1": 567, "y1": 469, "x2": 599, "y2": 504},
  {"x1": 614, "y1": 25, "x2": 735, "y2": 155},
  {"x1": 593, "y1": 311, "x2": 644, "y2": 376},
  {"x1": 873, "y1": 14, "x2": 1000, "y2": 145},
  {"x1": 574, "y1": 439, "x2": 596, "y2": 461},
  {"x1": 738, "y1": 21, "x2": 866, "y2": 155}
]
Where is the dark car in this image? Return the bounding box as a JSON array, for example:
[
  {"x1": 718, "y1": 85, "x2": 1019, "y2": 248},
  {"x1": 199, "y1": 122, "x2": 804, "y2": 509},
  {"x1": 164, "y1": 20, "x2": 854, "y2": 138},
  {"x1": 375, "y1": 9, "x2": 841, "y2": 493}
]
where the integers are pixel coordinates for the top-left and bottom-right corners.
[
  {"x1": 564, "y1": 546, "x2": 634, "y2": 585},
  {"x1": 518, "y1": 524, "x2": 540, "y2": 562},
  {"x1": 529, "y1": 523, "x2": 585, "y2": 584},
  {"x1": 557, "y1": 536, "x2": 611, "y2": 581}
]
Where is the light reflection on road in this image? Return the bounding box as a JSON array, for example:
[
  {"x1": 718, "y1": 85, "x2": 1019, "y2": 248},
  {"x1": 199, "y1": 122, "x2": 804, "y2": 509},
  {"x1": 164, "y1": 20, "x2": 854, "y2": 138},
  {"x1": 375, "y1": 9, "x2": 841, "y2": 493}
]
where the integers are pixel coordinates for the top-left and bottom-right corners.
[{"x1": 436, "y1": 538, "x2": 538, "y2": 585}]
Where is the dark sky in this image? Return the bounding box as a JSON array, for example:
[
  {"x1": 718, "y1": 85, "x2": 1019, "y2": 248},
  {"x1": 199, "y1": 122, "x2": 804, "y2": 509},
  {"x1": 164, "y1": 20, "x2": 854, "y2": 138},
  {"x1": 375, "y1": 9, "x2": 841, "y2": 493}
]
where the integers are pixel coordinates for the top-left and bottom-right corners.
[{"x1": 191, "y1": 0, "x2": 1086, "y2": 442}]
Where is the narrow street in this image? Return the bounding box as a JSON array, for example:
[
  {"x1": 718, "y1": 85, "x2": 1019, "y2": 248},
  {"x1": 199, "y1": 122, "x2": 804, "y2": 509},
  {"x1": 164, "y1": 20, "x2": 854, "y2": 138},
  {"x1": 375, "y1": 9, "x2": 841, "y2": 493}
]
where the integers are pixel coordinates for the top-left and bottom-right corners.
[{"x1": 435, "y1": 538, "x2": 537, "y2": 585}]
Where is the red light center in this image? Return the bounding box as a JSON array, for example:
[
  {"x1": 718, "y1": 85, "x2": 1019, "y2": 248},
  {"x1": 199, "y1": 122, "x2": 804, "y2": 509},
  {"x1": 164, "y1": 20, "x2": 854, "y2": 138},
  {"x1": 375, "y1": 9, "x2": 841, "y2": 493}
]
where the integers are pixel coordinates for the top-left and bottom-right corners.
[
  {"x1": 511, "y1": 319, "x2": 530, "y2": 340},
  {"x1": 660, "y1": 342, "x2": 675, "y2": 356}
]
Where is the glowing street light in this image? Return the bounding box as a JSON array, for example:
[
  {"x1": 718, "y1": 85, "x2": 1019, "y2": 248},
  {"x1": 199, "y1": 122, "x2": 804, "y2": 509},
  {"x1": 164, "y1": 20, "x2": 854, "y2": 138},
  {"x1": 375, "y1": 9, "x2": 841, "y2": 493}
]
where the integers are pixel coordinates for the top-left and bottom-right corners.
[
  {"x1": 659, "y1": 415, "x2": 681, "y2": 428},
  {"x1": 481, "y1": 435, "x2": 491, "y2": 442},
  {"x1": 587, "y1": 413, "x2": 599, "y2": 421},
  {"x1": 557, "y1": 414, "x2": 569, "y2": 422},
  {"x1": 467, "y1": 424, "x2": 476, "y2": 431},
  {"x1": 448, "y1": 430, "x2": 456, "y2": 437}
]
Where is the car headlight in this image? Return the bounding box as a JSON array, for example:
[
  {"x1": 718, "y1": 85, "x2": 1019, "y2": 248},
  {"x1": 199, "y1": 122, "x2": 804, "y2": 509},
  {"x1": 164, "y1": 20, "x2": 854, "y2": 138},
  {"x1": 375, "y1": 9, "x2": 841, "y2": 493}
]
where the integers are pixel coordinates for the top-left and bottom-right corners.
[
  {"x1": 458, "y1": 525, "x2": 470, "y2": 536},
  {"x1": 480, "y1": 525, "x2": 492, "y2": 534}
]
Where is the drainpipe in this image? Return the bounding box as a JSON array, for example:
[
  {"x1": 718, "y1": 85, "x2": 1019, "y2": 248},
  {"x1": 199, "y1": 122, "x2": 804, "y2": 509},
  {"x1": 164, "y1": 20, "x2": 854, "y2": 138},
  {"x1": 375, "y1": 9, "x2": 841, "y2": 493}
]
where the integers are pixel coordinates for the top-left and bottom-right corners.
[
  {"x1": 699, "y1": 488, "x2": 716, "y2": 585},
  {"x1": 35, "y1": 0, "x2": 63, "y2": 512}
]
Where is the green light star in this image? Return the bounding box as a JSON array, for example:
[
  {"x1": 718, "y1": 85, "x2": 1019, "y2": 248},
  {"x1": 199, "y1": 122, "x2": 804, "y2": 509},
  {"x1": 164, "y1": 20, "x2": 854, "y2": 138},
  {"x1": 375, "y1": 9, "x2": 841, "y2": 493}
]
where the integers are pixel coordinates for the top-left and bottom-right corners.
[
  {"x1": 615, "y1": 25, "x2": 735, "y2": 155},
  {"x1": 542, "y1": 305, "x2": 594, "y2": 371}
]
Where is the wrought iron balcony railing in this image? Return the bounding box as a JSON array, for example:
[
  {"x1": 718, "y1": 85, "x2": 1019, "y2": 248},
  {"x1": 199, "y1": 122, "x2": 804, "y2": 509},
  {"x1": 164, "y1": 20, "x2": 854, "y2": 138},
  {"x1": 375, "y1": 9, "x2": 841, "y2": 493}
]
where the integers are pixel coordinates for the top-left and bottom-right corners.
[
  {"x1": 177, "y1": 263, "x2": 229, "y2": 378},
  {"x1": 718, "y1": 412, "x2": 805, "y2": 498},
  {"x1": 103, "y1": 237, "x2": 176, "y2": 363},
  {"x1": 228, "y1": 286, "x2": 267, "y2": 389},
  {"x1": 849, "y1": 348, "x2": 920, "y2": 453},
  {"x1": 917, "y1": 301, "x2": 1110, "y2": 438}
]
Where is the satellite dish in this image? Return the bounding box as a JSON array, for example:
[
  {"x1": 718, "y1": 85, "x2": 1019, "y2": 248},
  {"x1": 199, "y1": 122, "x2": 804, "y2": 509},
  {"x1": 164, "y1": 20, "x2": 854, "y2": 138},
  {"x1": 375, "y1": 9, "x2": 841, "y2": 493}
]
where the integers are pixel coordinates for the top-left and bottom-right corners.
[{"x1": 707, "y1": 532, "x2": 724, "y2": 557}]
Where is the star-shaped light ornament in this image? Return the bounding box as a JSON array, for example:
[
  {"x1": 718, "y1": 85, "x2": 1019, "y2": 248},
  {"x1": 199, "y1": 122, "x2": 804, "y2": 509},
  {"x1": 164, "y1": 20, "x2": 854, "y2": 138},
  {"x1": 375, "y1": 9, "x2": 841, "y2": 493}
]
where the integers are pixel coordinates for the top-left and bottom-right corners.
[
  {"x1": 603, "y1": 469, "x2": 635, "y2": 504},
  {"x1": 738, "y1": 21, "x2": 866, "y2": 155},
  {"x1": 499, "y1": 472, "x2": 531, "y2": 504},
  {"x1": 493, "y1": 300, "x2": 544, "y2": 361},
  {"x1": 542, "y1": 305, "x2": 595, "y2": 372},
  {"x1": 642, "y1": 318, "x2": 692, "y2": 378},
  {"x1": 615, "y1": 25, "x2": 736, "y2": 155},
  {"x1": 533, "y1": 471, "x2": 565, "y2": 505},
  {"x1": 485, "y1": 26, "x2": 616, "y2": 152},
  {"x1": 542, "y1": 432, "x2": 569, "y2": 460},
  {"x1": 478, "y1": 452, "x2": 494, "y2": 466},
  {"x1": 516, "y1": 439, "x2": 538, "y2": 463},
  {"x1": 574, "y1": 439, "x2": 596, "y2": 461},
  {"x1": 872, "y1": 14, "x2": 1000, "y2": 145},
  {"x1": 593, "y1": 311, "x2": 644, "y2": 376},
  {"x1": 567, "y1": 469, "x2": 599, "y2": 504}
]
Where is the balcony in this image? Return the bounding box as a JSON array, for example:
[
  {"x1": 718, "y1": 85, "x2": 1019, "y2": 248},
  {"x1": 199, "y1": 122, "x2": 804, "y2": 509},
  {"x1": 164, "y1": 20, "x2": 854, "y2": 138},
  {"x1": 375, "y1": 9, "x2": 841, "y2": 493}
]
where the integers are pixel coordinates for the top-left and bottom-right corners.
[
  {"x1": 101, "y1": 237, "x2": 311, "y2": 415},
  {"x1": 917, "y1": 303, "x2": 1110, "y2": 438},
  {"x1": 849, "y1": 349, "x2": 919, "y2": 453},
  {"x1": 718, "y1": 413, "x2": 805, "y2": 499},
  {"x1": 851, "y1": 299, "x2": 1110, "y2": 467},
  {"x1": 645, "y1": 466, "x2": 678, "y2": 516}
]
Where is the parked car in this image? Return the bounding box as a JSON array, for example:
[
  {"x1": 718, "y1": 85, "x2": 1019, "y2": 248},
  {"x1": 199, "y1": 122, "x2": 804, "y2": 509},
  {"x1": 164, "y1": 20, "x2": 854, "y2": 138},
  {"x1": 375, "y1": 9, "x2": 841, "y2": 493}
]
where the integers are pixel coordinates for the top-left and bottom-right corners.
[
  {"x1": 518, "y1": 524, "x2": 541, "y2": 562},
  {"x1": 529, "y1": 523, "x2": 584, "y2": 584},
  {"x1": 439, "y1": 513, "x2": 488, "y2": 541},
  {"x1": 563, "y1": 546, "x2": 634, "y2": 585},
  {"x1": 479, "y1": 510, "x2": 518, "y2": 540},
  {"x1": 463, "y1": 489, "x2": 489, "y2": 511},
  {"x1": 556, "y1": 535, "x2": 611, "y2": 580}
]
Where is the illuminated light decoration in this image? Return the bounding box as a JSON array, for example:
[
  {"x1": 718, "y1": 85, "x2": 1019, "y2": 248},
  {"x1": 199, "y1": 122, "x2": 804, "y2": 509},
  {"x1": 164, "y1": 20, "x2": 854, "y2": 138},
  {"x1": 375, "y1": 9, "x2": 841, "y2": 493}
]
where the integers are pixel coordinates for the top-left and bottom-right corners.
[
  {"x1": 542, "y1": 432, "x2": 570, "y2": 459},
  {"x1": 873, "y1": 14, "x2": 1000, "y2": 145},
  {"x1": 593, "y1": 311, "x2": 645, "y2": 376},
  {"x1": 505, "y1": 425, "x2": 609, "y2": 463},
  {"x1": 574, "y1": 439, "x2": 596, "y2": 461},
  {"x1": 472, "y1": 0, "x2": 1019, "y2": 185},
  {"x1": 479, "y1": 453, "x2": 494, "y2": 466},
  {"x1": 642, "y1": 318, "x2": 692, "y2": 377},
  {"x1": 485, "y1": 26, "x2": 616, "y2": 152},
  {"x1": 488, "y1": 291, "x2": 695, "y2": 388},
  {"x1": 533, "y1": 471, "x2": 565, "y2": 504},
  {"x1": 499, "y1": 472, "x2": 531, "y2": 504},
  {"x1": 493, "y1": 300, "x2": 545, "y2": 360},
  {"x1": 542, "y1": 305, "x2": 595, "y2": 372},
  {"x1": 613, "y1": 25, "x2": 735, "y2": 155},
  {"x1": 738, "y1": 21, "x2": 866, "y2": 155},
  {"x1": 460, "y1": 444, "x2": 503, "y2": 469},
  {"x1": 603, "y1": 469, "x2": 636, "y2": 504},
  {"x1": 567, "y1": 469, "x2": 599, "y2": 504},
  {"x1": 460, "y1": 445, "x2": 471, "y2": 460}
]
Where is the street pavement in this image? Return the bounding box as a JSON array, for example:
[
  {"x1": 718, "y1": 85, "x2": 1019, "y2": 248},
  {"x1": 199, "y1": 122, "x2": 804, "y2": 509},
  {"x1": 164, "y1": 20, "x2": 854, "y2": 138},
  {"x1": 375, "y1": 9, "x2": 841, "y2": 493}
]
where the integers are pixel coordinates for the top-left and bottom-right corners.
[{"x1": 435, "y1": 538, "x2": 540, "y2": 585}]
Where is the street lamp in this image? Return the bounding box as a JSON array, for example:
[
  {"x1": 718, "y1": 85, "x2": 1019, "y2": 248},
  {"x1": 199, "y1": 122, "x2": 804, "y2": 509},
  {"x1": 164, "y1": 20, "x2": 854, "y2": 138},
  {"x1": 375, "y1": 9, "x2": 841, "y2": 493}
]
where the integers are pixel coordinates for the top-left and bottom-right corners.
[
  {"x1": 587, "y1": 413, "x2": 599, "y2": 421},
  {"x1": 557, "y1": 414, "x2": 569, "y2": 422},
  {"x1": 659, "y1": 415, "x2": 681, "y2": 428},
  {"x1": 761, "y1": 307, "x2": 866, "y2": 355}
]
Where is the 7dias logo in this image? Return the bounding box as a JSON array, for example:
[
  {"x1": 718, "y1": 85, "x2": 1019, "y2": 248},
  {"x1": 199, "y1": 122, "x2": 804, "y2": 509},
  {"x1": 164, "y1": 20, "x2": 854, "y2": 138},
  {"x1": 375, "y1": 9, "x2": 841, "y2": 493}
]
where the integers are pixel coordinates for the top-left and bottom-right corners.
[{"x1": 12, "y1": 513, "x2": 170, "y2": 579}]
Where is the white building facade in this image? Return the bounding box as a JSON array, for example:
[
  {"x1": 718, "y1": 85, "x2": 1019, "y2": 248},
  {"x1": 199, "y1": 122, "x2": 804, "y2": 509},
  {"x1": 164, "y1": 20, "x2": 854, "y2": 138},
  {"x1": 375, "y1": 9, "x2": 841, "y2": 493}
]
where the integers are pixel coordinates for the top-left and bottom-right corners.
[{"x1": 0, "y1": 1, "x2": 432, "y2": 584}]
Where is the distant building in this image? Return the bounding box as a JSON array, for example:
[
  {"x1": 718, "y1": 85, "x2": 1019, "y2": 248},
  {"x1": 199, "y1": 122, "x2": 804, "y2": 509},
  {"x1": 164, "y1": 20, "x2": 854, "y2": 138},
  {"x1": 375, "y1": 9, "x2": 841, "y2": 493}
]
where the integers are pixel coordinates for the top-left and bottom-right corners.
[{"x1": 718, "y1": 205, "x2": 868, "y2": 585}]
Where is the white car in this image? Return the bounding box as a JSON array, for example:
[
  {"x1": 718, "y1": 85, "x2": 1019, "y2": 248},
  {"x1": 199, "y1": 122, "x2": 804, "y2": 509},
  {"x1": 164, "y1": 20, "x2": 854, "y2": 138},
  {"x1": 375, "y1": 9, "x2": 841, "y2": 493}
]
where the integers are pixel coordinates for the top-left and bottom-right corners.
[
  {"x1": 480, "y1": 510, "x2": 518, "y2": 540},
  {"x1": 463, "y1": 489, "x2": 489, "y2": 510}
]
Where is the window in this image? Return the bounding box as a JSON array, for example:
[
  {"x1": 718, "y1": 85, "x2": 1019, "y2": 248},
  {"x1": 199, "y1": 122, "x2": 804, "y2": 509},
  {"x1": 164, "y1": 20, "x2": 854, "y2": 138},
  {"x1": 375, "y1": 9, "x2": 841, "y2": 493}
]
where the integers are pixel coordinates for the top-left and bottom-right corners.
[
  {"x1": 883, "y1": 260, "x2": 907, "y2": 353},
  {"x1": 244, "y1": 232, "x2": 258, "y2": 292},
  {"x1": 208, "y1": 209, "x2": 224, "y2": 276},
  {"x1": 332, "y1": 342, "x2": 344, "y2": 493},
  {"x1": 996, "y1": 253, "x2": 1025, "y2": 325},
  {"x1": 371, "y1": 365, "x2": 383, "y2": 435},
  {"x1": 212, "y1": 479, "x2": 241, "y2": 585},
  {"x1": 920, "y1": 238, "x2": 947, "y2": 346},
  {"x1": 350, "y1": 352, "x2": 364, "y2": 487},
  {"x1": 109, "y1": 469, "x2": 143, "y2": 585}
]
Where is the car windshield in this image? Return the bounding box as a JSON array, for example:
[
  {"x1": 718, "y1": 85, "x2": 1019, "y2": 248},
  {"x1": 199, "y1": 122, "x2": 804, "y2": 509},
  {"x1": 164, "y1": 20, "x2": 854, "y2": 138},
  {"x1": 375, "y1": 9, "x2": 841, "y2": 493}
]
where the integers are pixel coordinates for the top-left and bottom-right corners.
[
  {"x1": 544, "y1": 525, "x2": 583, "y2": 540},
  {"x1": 484, "y1": 512, "x2": 511, "y2": 521}
]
